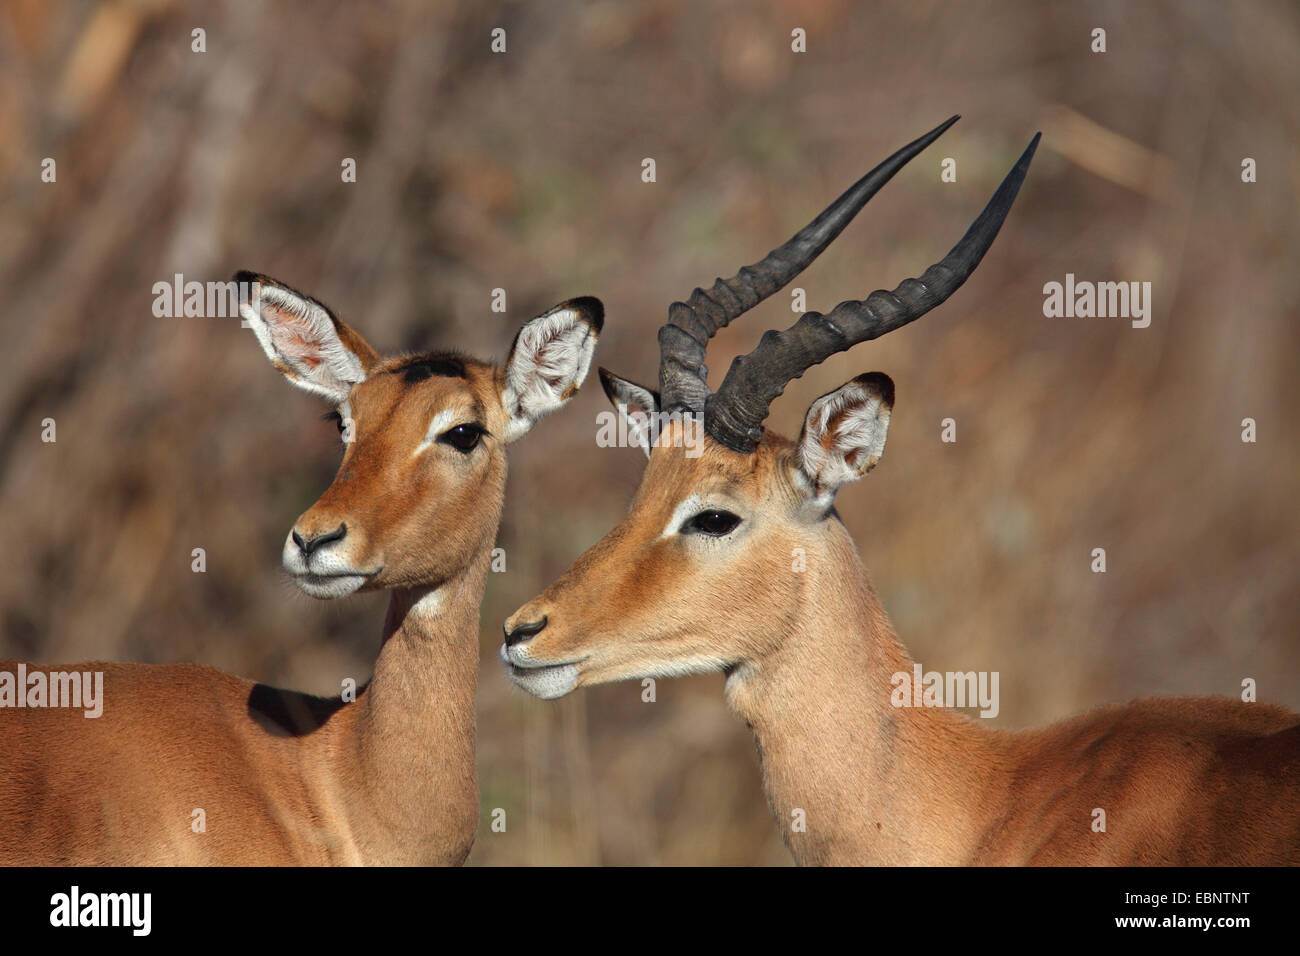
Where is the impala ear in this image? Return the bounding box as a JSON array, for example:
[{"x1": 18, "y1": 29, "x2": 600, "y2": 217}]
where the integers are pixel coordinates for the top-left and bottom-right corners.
[
  {"x1": 236, "y1": 271, "x2": 379, "y2": 404},
  {"x1": 795, "y1": 372, "x2": 894, "y2": 505},
  {"x1": 500, "y1": 297, "x2": 604, "y2": 442},
  {"x1": 599, "y1": 368, "x2": 660, "y2": 457}
]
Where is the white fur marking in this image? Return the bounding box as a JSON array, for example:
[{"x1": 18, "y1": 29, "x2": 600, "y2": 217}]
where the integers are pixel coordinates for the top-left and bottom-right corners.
[
  {"x1": 661, "y1": 494, "x2": 703, "y2": 539},
  {"x1": 413, "y1": 408, "x2": 457, "y2": 456},
  {"x1": 635, "y1": 654, "x2": 732, "y2": 681},
  {"x1": 411, "y1": 586, "x2": 446, "y2": 617}
]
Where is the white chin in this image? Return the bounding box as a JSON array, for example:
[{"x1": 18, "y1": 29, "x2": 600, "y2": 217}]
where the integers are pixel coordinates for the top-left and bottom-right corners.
[
  {"x1": 506, "y1": 662, "x2": 579, "y2": 700},
  {"x1": 294, "y1": 574, "x2": 367, "y2": 599}
]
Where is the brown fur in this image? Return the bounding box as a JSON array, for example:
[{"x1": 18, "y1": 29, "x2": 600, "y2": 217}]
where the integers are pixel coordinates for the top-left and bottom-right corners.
[
  {"x1": 507, "y1": 424, "x2": 1300, "y2": 865},
  {"x1": 0, "y1": 341, "x2": 520, "y2": 864}
]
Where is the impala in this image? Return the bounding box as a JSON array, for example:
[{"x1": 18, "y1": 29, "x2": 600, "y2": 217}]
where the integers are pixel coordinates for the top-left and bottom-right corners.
[
  {"x1": 501, "y1": 118, "x2": 1300, "y2": 865},
  {"x1": 0, "y1": 273, "x2": 602, "y2": 864}
]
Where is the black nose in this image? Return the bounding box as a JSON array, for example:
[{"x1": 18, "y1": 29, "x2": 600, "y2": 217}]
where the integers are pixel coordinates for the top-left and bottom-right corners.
[
  {"x1": 292, "y1": 523, "x2": 347, "y2": 555},
  {"x1": 504, "y1": 616, "x2": 548, "y2": 647}
]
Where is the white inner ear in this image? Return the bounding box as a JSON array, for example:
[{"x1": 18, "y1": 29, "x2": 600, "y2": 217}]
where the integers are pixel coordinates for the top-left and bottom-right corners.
[
  {"x1": 611, "y1": 381, "x2": 658, "y2": 457},
  {"x1": 798, "y1": 382, "x2": 891, "y2": 502},
  {"x1": 242, "y1": 284, "x2": 366, "y2": 403},
  {"x1": 624, "y1": 407, "x2": 654, "y2": 457},
  {"x1": 501, "y1": 306, "x2": 597, "y2": 442}
]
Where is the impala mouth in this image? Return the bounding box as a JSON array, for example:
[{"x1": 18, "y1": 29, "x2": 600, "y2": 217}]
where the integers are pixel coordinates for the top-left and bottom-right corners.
[
  {"x1": 500, "y1": 643, "x2": 583, "y2": 699},
  {"x1": 281, "y1": 526, "x2": 385, "y2": 599},
  {"x1": 292, "y1": 570, "x2": 376, "y2": 599}
]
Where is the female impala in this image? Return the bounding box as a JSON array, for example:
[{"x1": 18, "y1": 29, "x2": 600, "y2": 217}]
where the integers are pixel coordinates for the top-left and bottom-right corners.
[
  {"x1": 0, "y1": 273, "x2": 602, "y2": 864},
  {"x1": 502, "y1": 119, "x2": 1300, "y2": 865}
]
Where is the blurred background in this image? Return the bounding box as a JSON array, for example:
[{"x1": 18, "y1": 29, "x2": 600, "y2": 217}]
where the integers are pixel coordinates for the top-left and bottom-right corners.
[{"x1": 1, "y1": 0, "x2": 1297, "y2": 865}]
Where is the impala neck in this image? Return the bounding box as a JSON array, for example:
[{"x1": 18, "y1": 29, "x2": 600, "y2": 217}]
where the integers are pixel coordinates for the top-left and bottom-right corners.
[
  {"x1": 337, "y1": 550, "x2": 489, "y2": 864},
  {"x1": 723, "y1": 519, "x2": 1007, "y2": 865}
]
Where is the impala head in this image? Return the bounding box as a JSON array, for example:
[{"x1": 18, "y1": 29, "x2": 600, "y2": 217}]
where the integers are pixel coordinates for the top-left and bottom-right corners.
[
  {"x1": 237, "y1": 272, "x2": 602, "y2": 598},
  {"x1": 502, "y1": 118, "x2": 1038, "y2": 698}
]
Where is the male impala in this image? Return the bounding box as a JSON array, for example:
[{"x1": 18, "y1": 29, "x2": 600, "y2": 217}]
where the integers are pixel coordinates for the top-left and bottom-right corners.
[
  {"x1": 502, "y1": 118, "x2": 1300, "y2": 865},
  {"x1": 0, "y1": 273, "x2": 602, "y2": 864}
]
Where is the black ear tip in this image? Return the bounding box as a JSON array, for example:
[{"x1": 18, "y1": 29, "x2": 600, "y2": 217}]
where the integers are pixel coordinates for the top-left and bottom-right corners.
[
  {"x1": 857, "y1": 371, "x2": 895, "y2": 406},
  {"x1": 232, "y1": 271, "x2": 287, "y2": 300},
  {"x1": 597, "y1": 366, "x2": 618, "y2": 398},
  {"x1": 567, "y1": 296, "x2": 605, "y2": 332},
  {"x1": 231, "y1": 270, "x2": 271, "y2": 306}
]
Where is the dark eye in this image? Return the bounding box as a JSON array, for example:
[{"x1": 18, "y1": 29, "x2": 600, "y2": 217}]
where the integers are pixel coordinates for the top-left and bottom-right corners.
[
  {"x1": 322, "y1": 410, "x2": 345, "y2": 435},
  {"x1": 684, "y1": 509, "x2": 741, "y2": 537},
  {"x1": 439, "y1": 423, "x2": 484, "y2": 453}
]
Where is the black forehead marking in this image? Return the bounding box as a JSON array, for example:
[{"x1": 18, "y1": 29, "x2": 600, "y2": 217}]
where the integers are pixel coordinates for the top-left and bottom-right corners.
[{"x1": 392, "y1": 353, "x2": 466, "y2": 383}]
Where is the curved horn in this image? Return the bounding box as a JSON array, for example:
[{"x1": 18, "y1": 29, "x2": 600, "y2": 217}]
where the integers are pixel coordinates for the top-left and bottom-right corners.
[
  {"x1": 656, "y1": 115, "x2": 961, "y2": 414},
  {"x1": 705, "y1": 132, "x2": 1040, "y2": 454}
]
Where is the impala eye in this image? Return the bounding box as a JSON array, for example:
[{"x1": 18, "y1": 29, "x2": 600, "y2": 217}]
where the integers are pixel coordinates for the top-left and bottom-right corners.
[
  {"x1": 439, "y1": 423, "x2": 485, "y2": 453},
  {"x1": 322, "y1": 410, "x2": 346, "y2": 435},
  {"x1": 684, "y1": 509, "x2": 741, "y2": 537}
]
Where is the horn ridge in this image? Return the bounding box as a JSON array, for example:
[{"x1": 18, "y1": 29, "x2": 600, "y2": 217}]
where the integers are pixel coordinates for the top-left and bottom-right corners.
[
  {"x1": 656, "y1": 115, "x2": 961, "y2": 413},
  {"x1": 705, "y1": 132, "x2": 1041, "y2": 454}
]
